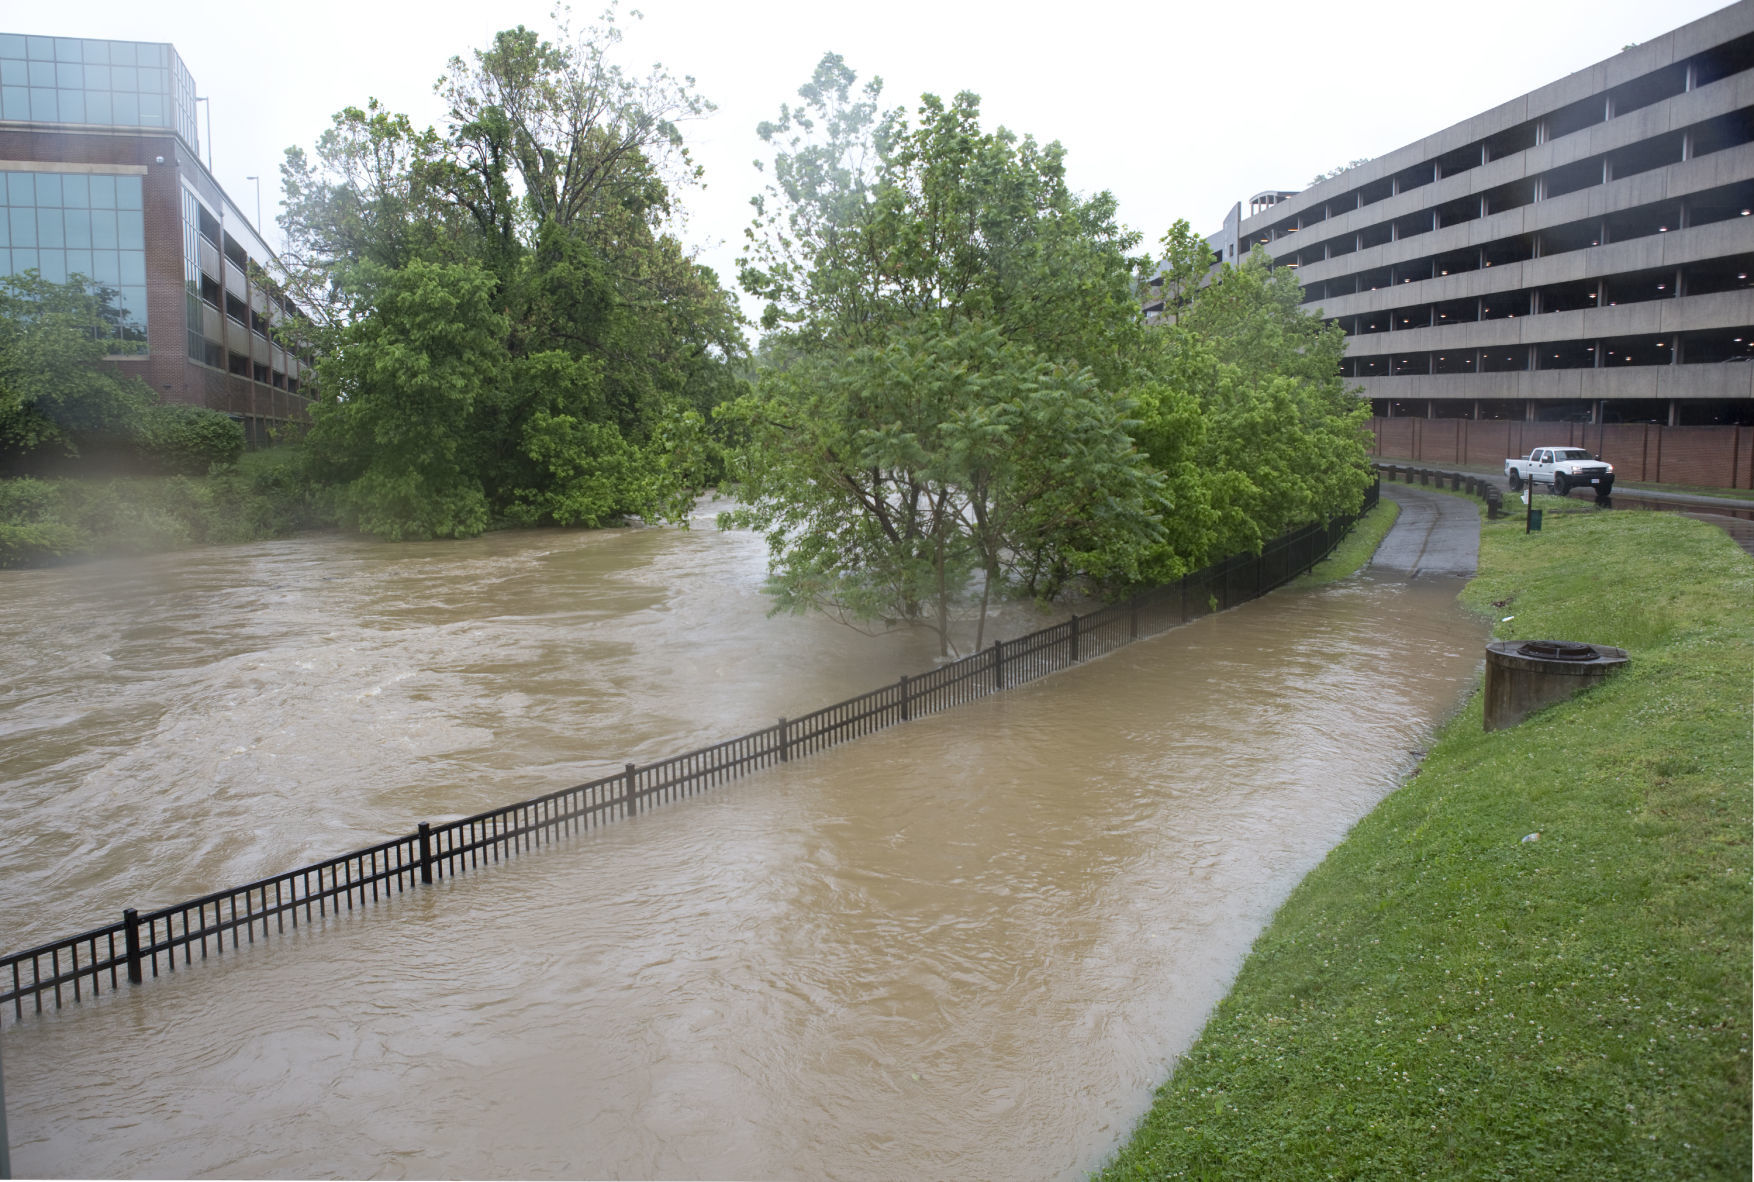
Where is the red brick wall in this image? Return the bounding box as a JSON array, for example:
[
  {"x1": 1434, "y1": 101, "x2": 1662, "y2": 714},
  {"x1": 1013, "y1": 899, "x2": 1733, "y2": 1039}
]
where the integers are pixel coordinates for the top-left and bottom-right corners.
[{"x1": 1369, "y1": 418, "x2": 1751, "y2": 488}]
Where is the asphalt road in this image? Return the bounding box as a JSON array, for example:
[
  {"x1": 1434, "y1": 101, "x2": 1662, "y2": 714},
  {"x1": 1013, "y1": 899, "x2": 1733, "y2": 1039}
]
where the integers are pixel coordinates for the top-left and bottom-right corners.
[{"x1": 1371, "y1": 484, "x2": 1481, "y2": 577}]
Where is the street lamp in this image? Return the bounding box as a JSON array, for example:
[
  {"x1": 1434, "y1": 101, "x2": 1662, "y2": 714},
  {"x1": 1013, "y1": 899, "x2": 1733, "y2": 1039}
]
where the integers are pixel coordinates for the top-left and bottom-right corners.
[{"x1": 193, "y1": 95, "x2": 213, "y2": 171}]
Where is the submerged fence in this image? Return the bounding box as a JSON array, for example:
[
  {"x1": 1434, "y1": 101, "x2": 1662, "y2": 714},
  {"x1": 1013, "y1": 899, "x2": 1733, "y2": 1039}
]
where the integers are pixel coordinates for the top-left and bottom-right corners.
[{"x1": 3, "y1": 483, "x2": 1378, "y2": 1025}]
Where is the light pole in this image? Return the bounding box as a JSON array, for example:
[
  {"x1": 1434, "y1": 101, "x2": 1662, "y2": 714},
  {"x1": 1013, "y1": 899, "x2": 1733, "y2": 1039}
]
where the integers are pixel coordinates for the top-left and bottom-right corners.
[
  {"x1": 193, "y1": 95, "x2": 213, "y2": 171},
  {"x1": 245, "y1": 175, "x2": 262, "y2": 234}
]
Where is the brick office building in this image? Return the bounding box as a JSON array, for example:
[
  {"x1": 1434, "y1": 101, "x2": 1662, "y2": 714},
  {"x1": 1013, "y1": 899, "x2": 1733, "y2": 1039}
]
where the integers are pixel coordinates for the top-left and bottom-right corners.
[{"x1": 0, "y1": 31, "x2": 310, "y2": 444}]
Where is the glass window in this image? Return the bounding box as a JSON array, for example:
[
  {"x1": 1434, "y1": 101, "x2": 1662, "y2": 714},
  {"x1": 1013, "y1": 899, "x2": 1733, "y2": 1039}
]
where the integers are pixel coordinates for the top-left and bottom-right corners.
[
  {"x1": 138, "y1": 93, "x2": 164, "y2": 126},
  {"x1": 65, "y1": 248, "x2": 91, "y2": 278},
  {"x1": 0, "y1": 87, "x2": 25, "y2": 120},
  {"x1": 34, "y1": 174, "x2": 61, "y2": 206},
  {"x1": 83, "y1": 63, "x2": 108, "y2": 89},
  {"x1": 119, "y1": 251, "x2": 145, "y2": 285},
  {"x1": 90, "y1": 209, "x2": 117, "y2": 249},
  {"x1": 82, "y1": 40, "x2": 109, "y2": 64},
  {"x1": 27, "y1": 59, "x2": 53, "y2": 87},
  {"x1": 110, "y1": 42, "x2": 135, "y2": 66},
  {"x1": 36, "y1": 209, "x2": 64, "y2": 248},
  {"x1": 0, "y1": 59, "x2": 26, "y2": 86},
  {"x1": 25, "y1": 36, "x2": 53, "y2": 61},
  {"x1": 88, "y1": 175, "x2": 114, "y2": 208},
  {"x1": 115, "y1": 176, "x2": 141, "y2": 210},
  {"x1": 111, "y1": 64, "x2": 137, "y2": 91},
  {"x1": 90, "y1": 250, "x2": 119, "y2": 284},
  {"x1": 85, "y1": 90, "x2": 110, "y2": 123},
  {"x1": 142, "y1": 67, "x2": 166, "y2": 94},
  {"x1": 57, "y1": 89, "x2": 85, "y2": 122},
  {"x1": 61, "y1": 174, "x2": 88, "y2": 208},
  {"x1": 0, "y1": 249, "x2": 8, "y2": 275},
  {"x1": 6, "y1": 173, "x2": 33, "y2": 205},
  {"x1": 55, "y1": 61, "x2": 81, "y2": 88},
  {"x1": 118, "y1": 211, "x2": 143, "y2": 250},
  {"x1": 0, "y1": 35, "x2": 25, "y2": 59},
  {"x1": 9, "y1": 207, "x2": 36, "y2": 247},
  {"x1": 38, "y1": 249, "x2": 67, "y2": 283},
  {"x1": 11, "y1": 247, "x2": 36, "y2": 273},
  {"x1": 112, "y1": 91, "x2": 137, "y2": 125},
  {"x1": 0, "y1": 211, "x2": 7, "y2": 246},
  {"x1": 28, "y1": 87, "x2": 56, "y2": 121},
  {"x1": 63, "y1": 208, "x2": 90, "y2": 247},
  {"x1": 54, "y1": 38, "x2": 81, "y2": 62}
]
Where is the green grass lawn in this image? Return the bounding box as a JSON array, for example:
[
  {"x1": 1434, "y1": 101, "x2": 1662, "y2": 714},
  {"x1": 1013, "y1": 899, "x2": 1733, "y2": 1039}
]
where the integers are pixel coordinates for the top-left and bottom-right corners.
[
  {"x1": 1291, "y1": 499, "x2": 1401, "y2": 589},
  {"x1": 1099, "y1": 504, "x2": 1752, "y2": 1180}
]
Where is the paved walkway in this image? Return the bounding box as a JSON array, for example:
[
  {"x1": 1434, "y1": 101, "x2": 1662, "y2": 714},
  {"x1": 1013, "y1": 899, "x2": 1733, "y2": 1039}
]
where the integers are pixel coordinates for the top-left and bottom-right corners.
[{"x1": 1371, "y1": 484, "x2": 1481, "y2": 577}]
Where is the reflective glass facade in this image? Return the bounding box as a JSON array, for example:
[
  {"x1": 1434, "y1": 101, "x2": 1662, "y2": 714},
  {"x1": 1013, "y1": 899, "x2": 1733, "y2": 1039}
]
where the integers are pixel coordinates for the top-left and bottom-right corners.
[
  {"x1": 0, "y1": 168, "x2": 149, "y2": 352},
  {"x1": 0, "y1": 35, "x2": 197, "y2": 154}
]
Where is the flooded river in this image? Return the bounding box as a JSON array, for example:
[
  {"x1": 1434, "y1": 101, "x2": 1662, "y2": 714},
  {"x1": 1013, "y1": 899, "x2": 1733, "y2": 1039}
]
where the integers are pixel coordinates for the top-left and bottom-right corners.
[{"x1": 2, "y1": 502, "x2": 1487, "y2": 1179}]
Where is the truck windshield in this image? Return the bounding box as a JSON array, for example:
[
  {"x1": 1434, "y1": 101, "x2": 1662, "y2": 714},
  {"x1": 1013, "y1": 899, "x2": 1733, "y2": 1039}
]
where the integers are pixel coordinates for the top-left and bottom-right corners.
[{"x1": 1554, "y1": 449, "x2": 1593, "y2": 461}]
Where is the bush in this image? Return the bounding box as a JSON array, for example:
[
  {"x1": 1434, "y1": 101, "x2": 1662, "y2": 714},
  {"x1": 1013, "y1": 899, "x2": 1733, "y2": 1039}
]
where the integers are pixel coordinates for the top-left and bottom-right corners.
[
  {"x1": 135, "y1": 403, "x2": 246, "y2": 475},
  {"x1": 0, "y1": 476, "x2": 86, "y2": 566},
  {"x1": 0, "y1": 447, "x2": 332, "y2": 568}
]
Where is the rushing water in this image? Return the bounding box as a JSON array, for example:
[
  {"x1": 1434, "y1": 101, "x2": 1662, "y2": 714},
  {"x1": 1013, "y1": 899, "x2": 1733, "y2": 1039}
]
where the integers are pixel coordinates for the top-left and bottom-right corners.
[{"x1": 1, "y1": 507, "x2": 1487, "y2": 1179}]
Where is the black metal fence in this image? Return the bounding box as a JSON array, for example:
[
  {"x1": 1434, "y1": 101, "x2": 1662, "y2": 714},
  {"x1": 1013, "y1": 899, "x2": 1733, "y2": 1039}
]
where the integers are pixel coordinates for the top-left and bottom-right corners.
[{"x1": 2, "y1": 482, "x2": 1378, "y2": 1025}]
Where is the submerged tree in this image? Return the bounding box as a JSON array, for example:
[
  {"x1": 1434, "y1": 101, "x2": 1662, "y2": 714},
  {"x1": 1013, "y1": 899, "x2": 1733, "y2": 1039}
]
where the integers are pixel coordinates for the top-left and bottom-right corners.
[
  {"x1": 726, "y1": 58, "x2": 1163, "y2": 654},
  {"x1": 280, "y1": 8, "x2": 744, "y2": 539}
]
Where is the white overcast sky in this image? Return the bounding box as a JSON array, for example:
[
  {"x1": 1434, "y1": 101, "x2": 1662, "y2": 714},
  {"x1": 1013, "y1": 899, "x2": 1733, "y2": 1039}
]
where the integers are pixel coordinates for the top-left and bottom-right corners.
[{"x1": 12, "y1": 0, "x2": 1734, "y2": 326}]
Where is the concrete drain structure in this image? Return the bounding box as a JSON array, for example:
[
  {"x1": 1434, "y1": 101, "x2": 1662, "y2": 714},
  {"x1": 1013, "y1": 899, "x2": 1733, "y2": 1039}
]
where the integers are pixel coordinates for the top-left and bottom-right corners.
[{"x1": 1483, "y1": 640, "x2": 1630, "y2": 731}]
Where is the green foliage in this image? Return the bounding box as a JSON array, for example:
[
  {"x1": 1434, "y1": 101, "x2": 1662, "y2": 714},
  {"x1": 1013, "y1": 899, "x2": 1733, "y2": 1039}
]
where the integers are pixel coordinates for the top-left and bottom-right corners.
[
  {"x1": 280, "y1": 12, "x2": 745, "y2": 540},
  {"x1": 1288, "y1": 498, "x2": 1400, "y2": 588},
  {"x1": 1139, "y1": 223, "x2": 1374, "y2": 560},
  {"x1": 0, "y1": 476, "x2": 84, "y2": 565},
  {"x1": 732, "y1": 61, "x2": 1169, "y2": 652},
  {"x1": 0, "y1": 272, "x2": 154, "y2": 462},
  {"x1": 0, "y1": 450, "x2": 328, "y2": 567},
  {"x1": 1100, "y1": 510, "x2": 1752, "y2": 1180},
  {"x1": 135, "y1": 403, "x2": 247, "y2": 475}
]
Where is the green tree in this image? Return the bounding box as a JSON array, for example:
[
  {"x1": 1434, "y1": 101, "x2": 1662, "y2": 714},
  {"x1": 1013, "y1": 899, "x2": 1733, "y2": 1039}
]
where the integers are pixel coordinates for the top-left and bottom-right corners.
[
  {"x1": 727, "y1": 60, "x2": 1162, "y2": 653},
  {"x1": 281, "y1": 12, "x2": 745, "y2": 539},
  {"x1": 1139, "y1": 222, "x2": 1372, "y2": 558},
  {"x1": 0, "y1": 272, "x2": 153, "y2": 464},
  {"x1": 305, "y1": 258, "x2": 504, "y2": 540}
]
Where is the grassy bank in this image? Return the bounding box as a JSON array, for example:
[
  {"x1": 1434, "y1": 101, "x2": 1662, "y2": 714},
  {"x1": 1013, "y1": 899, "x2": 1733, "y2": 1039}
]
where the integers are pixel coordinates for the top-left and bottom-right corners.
[
  {"x1": 1100, "y1": 504, "x2": 1752, "y2": 1179},
  {"x1": 0, "y1": 448, "x2": 327, "y2": 568},
  {"x1": 1291, "y1": 500, "x2": 1401, "y2": 589}
]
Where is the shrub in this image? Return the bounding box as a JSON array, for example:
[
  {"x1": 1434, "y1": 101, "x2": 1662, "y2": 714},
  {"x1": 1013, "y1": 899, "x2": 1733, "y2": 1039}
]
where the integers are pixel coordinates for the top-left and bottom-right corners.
[{"x1": 135, "y1": 403, "x2": 246, "y2": 475}]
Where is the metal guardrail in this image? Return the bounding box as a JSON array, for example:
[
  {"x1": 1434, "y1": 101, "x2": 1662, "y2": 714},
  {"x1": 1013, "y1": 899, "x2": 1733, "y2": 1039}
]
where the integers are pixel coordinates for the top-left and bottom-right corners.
[{"x1": 3, "y1": 483, "x2": 1378, "y2": 1025}]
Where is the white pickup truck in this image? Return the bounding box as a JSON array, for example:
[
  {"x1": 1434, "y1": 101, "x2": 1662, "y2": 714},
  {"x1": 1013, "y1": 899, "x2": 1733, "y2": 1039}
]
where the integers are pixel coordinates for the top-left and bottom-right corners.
[{"x1": 1504, "y1": 446, "x2": 1615, "y2": 498}]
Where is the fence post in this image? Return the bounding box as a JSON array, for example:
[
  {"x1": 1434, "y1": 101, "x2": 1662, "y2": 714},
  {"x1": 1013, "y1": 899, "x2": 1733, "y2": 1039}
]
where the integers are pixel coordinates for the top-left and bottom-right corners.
[
  {"x1": 123, "y1": 907, "x2": 143, "y2": 985},
  {"x1": 1180, "y1": 576, "x2": 1188, "y2": 624},
  {"x1": 1068, "y1": 613, "x2": 1080, "y2": 662},
  {"x1": 898, "y1": 675, "x2": 910, "y2": 722},
  {"x1": 778, "y1": 718, "x2": 789, "y2": 763},
  {"x1": 1129, "y1": 599, "x2": 1139, "y2": 640},
  {"x1": 992, "y1": 641, "x2": 1004, "y2": 691},
  {"x1": 624, "y1": 763, "x2": 638, "y2": 817},
  {"x1": 417, "y1": 822, "x2": 433, "y2": 885}
]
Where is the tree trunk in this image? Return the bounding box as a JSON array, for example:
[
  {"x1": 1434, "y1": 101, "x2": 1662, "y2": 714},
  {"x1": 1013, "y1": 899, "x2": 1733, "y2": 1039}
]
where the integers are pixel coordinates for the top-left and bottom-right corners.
[{"x1": 973, "y1": 564, "x2": 992, "y2": 653}]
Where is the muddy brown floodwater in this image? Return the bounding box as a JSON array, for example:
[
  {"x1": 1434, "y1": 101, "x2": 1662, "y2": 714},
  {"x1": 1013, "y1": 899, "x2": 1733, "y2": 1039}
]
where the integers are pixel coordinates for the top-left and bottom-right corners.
[{"x1": 1, "y1": 506, "x2": 1487, "y2": 1180}]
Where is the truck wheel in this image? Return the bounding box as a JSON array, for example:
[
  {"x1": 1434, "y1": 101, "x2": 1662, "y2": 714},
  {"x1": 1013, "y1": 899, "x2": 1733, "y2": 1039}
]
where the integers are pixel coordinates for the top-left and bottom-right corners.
[
  {"x1": 1553, "y1": 474, "x2": 1568, "y2": 496},
  {"x1": 1508, "y1": 471, "x2": 1522, "y2": 491}
]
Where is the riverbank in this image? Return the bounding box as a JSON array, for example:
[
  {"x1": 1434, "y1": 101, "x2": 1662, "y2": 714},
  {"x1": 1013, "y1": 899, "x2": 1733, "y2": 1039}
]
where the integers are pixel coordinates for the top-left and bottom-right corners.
[
  {"x1": 1289, "y1": 500, "x2": 1400, "y2": 589},
  {"x1": 0, "y1": 450, "x2": 327, "y2": 568},
  {"x1": 1099, "y1": 502, "x2": 1752, "y2": 1179}
]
